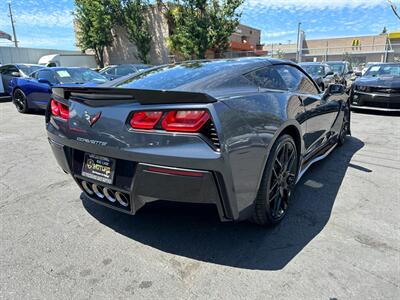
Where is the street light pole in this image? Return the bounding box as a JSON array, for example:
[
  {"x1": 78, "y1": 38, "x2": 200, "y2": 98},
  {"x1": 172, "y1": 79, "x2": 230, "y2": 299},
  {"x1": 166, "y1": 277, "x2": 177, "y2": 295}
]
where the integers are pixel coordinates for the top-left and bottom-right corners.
[
  {"x1": 8, "y1": 2, "x2": 18, "y2": 47},
  {"x1": 296, "y1": 22, "x2": 301, "y2": 62}
]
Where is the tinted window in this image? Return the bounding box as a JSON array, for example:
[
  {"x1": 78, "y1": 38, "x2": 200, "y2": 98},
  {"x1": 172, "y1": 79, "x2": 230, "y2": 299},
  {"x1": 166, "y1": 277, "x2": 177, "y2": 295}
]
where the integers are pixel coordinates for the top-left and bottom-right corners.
[
  {"x1": 17, "y1": 65, "x2": 43, "y2": 76},
  {"x1": 117, "y1": 61, "x2": 245, "y2": 90},
  {"x1": 37, "y1": 70, "x2": 58, "y2": 84},
  {"x1": 103, "y1": 67, "x2": 116, "y2": 75},
  {"x1": 245, "y1": 66, "x2": 287, "y2": 90},
  {"x1": 53, "y1": 68, "x2": 107, "y2": 84},
  {"x1": 365, "y1": 64, "x2": 400, "y2": 77},
  {"x1": 327, "y1": 63, "x2": 345, "y2": 74},
  {"x1": 115, "y1": 66, "x2": 135, "y2": 76},
  {"x1": 3, "y1": 66, "x2": 18, "y2": 75},
  {"x1": 275, "y1": 64, "x2": 319, "y2": 94},
  {"x1": 300, "y1": 65, "x2": 325, "y2": 76}
]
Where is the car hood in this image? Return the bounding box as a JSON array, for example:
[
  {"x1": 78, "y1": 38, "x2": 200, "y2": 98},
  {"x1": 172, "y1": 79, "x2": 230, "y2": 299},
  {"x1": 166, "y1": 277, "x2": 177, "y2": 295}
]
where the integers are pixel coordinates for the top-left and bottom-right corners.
[{"x1": 355, "y1": 76, "x2": 400, "y2": 88}]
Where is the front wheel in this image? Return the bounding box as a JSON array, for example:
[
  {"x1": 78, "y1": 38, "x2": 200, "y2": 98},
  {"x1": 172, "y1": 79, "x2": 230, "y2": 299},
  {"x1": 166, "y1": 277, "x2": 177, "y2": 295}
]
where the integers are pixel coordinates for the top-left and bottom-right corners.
[
  {"x1": 13, "y1": 89, "x2": 29, "y2": 113},
  {"x1": 252, "y1": 134, "x2": 299, "y2": 226}
]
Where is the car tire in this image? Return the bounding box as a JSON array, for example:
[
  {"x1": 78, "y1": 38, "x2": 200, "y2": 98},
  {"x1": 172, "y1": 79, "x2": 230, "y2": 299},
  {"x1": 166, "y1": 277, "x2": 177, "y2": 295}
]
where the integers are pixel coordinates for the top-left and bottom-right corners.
[
  {"x1": 13, "y1": 89, "x2": 29, "y2": 113},
  {"x1": 252, "y1": 134, "x2": 299, "y2": 226},
  {"x1": 338, "y1": 102, "x2": 350, "y2": 146}
]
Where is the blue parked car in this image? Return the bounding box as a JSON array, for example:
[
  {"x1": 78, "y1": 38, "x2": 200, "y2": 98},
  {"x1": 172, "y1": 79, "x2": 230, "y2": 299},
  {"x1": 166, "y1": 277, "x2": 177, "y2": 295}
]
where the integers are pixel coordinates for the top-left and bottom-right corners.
[{"x1": 9, "y1": 67, "x2": 108, "y2": 113}]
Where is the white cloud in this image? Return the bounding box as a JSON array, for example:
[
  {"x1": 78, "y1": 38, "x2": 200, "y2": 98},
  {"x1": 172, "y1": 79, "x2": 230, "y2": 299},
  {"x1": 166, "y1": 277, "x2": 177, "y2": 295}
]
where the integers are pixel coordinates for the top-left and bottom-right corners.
[
  {"x1": 14, "y1": 10, "x2": 73, "y2": 28},
  {"x1": 246, "y1": 0, "x2": 385, "y2": 10},
  {"x1": 264, "y1": 30, "x2": 296, "y2": 38}
]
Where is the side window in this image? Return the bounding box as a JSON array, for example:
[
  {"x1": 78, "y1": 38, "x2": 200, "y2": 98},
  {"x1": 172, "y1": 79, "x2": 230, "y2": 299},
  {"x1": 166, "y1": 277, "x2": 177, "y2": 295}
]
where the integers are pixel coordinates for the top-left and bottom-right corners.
[
  {"x1": 275, "y1": 64, "x2": 319, "y2": 95},
  {"x1": 104, "y1": 67, "x2": 116, "y2": 75},
  {"x1": 31, "y1": 71, "x2": 38, "y2": 79},
  {"x1": 116, "y1": 66, "x2": 135, "y2": 76},
  {"x1": 37, "y1": 70, "x2": 57, "y2": 83},
  {"x1": 0, "y1": 66, "x2": 7, "y2": 74},
  {"x1": 244, "y1": 66, "x2": 287, "y2": 90},
  {"x1": 4, "y1": 66, "x2": 18, "y2": 75}
]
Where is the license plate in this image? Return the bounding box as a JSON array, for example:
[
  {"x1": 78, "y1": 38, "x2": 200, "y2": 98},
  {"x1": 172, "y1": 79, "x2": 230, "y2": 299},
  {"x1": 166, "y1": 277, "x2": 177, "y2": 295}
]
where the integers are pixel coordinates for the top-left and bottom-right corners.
[{"x1": 81, "y1": 153, "x2": 115, "y2": 184}]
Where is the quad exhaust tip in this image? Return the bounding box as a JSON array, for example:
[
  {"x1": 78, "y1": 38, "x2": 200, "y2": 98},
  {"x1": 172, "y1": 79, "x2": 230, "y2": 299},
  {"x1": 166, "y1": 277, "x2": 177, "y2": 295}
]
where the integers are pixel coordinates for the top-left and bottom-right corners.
[
  {"x1": 81, "y1": 181, "x2": 94, "y2": 195},
  {"x1": 81, "y1": 180, "x2": 129, "y2": 207},
  {"x1": 103, "y1": 187, "x2": 116, "y2": 203},
  {"x1": 115, "y1": 192, "x2": 129, "y2": 207}
]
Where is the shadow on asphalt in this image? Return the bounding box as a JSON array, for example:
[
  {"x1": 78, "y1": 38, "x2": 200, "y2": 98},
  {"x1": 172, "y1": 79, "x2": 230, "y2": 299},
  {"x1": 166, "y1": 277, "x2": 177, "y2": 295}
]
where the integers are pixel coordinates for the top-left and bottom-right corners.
[{"x1": 83, "y1": 136, "x2": 364, "y2": 270}]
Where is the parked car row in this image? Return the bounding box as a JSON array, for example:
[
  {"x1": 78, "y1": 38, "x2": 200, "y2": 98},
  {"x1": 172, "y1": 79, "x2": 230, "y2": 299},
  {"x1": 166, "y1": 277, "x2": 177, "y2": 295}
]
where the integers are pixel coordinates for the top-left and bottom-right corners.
[{"x1": 0, "y1": 63, "x2": 152, "y2": 112}]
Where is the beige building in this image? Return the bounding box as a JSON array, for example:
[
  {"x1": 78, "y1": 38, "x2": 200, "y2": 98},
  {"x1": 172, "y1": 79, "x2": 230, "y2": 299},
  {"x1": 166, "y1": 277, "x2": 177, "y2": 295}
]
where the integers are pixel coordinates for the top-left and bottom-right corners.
[
  {"x1": 92, "y1": 5, "x2": 263, "y2": 66},
  {"x1": 264, "y1": 32, "x2": 399, "y2": 65}
]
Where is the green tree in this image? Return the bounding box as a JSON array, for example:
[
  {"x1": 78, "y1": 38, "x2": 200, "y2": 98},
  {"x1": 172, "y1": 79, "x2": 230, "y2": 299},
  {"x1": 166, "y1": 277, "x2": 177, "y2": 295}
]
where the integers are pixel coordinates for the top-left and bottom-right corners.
[
  {"x1": 123, "y1": 0, "x2": 152, "y2": 64},
  {"x1": 382, "y1": 26, "x2": 388, "y2": 34},
  {"x1": 209, "y1": 0, "x2": 243, "y2": 58},
  {"x1": 166, "y1": 0, "x2": 243, "y2": 59},
  {"x1": 74, "y1": 0, "x2": 117, "y2": 68}
]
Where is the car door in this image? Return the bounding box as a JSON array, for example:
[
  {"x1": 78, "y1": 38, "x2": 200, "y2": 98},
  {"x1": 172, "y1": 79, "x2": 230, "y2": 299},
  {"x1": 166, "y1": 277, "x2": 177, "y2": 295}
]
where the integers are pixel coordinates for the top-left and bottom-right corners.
[
  {"x1": 29, "y1": 69, "x2": 55, "y2": 105},
  {"x1": 2, "y1": 65, "x2": 20, "y2": 95},
  {"x1": 0, "y1": 66, "x2": 7, "y2": 96},
  {"x1": 275, "y1": 64, "x2": 339, "y2": 155}
]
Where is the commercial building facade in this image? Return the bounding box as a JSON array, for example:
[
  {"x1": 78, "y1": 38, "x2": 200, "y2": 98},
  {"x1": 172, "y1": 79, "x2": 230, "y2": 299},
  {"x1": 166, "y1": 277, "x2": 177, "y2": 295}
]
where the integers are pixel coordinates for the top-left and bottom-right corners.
[{"x1": 264, "y1": 33, "x2": 400, "y2": 65}]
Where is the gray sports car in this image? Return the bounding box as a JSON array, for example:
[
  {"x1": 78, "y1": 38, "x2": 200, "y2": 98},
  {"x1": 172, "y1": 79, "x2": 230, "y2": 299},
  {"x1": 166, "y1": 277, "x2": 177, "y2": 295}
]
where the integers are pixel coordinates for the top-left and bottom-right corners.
[{"x1": 46, "y1": 58, "x2": 350, "y2": 226}]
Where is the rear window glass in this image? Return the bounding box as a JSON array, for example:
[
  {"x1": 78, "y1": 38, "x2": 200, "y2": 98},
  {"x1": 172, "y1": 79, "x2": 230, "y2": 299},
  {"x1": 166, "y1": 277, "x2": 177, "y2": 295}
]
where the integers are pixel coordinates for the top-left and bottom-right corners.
[{"x1": 116, "y1": 61, "x2": 244, "y2": 90}]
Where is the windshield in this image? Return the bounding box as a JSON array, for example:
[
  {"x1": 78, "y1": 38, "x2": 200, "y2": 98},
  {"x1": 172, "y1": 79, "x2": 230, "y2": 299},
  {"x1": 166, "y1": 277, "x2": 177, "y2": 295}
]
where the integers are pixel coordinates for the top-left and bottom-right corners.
[
  {"x1": 54, "y1": 68, "x2": 108, "y2": 84},
  {"x1": 364, "y1": 64, "x2": 400, "y2": 77},
  {"x1": 18, "y1": 65, "x2": 43, "y2": 76},
  {"x1": 301, "y1": 65, "x2": 325, "y2": 76},
  {"x1": 327, "y1": 63, "x2": 344, "y2": 74}
]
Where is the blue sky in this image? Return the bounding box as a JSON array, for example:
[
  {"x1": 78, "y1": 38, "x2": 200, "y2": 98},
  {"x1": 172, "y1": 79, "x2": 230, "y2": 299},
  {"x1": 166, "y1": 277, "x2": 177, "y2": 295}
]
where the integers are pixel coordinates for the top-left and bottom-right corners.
[{"x1": 0, "y1": 0, "x2": 399, "y2": 50}]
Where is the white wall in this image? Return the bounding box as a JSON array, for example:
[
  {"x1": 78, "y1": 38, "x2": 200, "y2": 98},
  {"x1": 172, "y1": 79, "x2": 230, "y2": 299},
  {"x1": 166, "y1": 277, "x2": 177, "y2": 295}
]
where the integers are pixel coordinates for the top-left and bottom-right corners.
[{"x1": 0, "y1": 47, "x2": 81, "y2": 64}]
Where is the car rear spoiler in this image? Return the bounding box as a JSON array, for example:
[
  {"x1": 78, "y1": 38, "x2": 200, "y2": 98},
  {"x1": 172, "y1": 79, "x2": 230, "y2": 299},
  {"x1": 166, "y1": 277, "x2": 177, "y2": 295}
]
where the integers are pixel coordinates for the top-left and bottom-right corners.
[{"x1": 51, "y1": 86, "x2": 217, "y2": 105}]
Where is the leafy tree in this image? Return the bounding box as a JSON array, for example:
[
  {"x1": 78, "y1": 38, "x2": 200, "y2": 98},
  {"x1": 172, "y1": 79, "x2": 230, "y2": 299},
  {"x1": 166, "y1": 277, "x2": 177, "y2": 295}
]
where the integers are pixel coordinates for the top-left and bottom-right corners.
[
  {"x1": 209, "y1": 0, "x2": 243, "y2": 58},
  {"x1": 74, "y1": 0, "x2": 117, "y2": 68},
  {"x1": 382, "y1": 26, "x2": 388, "y2": 34},
  {"x1": 123, "y1": 0, "x2": 152, "y2": 64},
  {"x1": 166, "y1": 0, "x2": 243, "y2": 59}
]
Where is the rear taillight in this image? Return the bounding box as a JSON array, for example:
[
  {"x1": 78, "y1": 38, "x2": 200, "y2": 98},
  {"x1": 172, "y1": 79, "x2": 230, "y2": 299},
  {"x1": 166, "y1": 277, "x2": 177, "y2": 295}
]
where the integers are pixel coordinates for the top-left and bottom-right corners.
[
  {"x1": 162, "y1": 110, "x2": 210, "y2": 132},
  {"x1": 129, "y1": 110, "x2": 210, "y2": 132},
  {"x1": 130, "y1": 111, "x2": 163, "y2": 129},
  {"x1": 50, "y1": 99, "x2": 69, "y2": 120}
]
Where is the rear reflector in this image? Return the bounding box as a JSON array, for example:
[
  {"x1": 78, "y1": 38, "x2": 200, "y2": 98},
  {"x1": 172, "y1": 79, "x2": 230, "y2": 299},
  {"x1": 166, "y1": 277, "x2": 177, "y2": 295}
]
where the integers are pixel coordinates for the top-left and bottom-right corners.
[
  {"x1": 50, "y1": 99, "x2": 69, "y2": 120},
  {"x1": 130, "y1": 111, "x2": 163, "y2": 129},
  {"x1": 147, "y1": 166, "x2": 204, "y2": 177},
  {"x1": 161, "y1": 110, "x2": 210, "y2": 132}
]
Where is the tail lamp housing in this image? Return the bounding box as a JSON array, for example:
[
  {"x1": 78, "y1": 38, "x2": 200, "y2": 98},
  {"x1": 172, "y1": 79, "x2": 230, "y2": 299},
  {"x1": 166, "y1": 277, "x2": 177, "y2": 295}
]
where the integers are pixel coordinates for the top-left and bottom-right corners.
[
  {"x1": 130, "y1": 110, "x2": 211, "y2": 133},
  {"x1": 50, "y1": 99, "x2": 69, "y2": 120}
]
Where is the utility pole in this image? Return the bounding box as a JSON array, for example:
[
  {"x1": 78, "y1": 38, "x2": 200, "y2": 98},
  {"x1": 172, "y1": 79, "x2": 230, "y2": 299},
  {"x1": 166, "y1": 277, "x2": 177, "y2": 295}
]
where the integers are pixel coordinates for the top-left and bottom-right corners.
[
  {"x1": 8, "y1": 2, "x2": 18, "y2": 47},
  {"x1": 296, "y1": 22, "x2": 301, "y2": 62}
]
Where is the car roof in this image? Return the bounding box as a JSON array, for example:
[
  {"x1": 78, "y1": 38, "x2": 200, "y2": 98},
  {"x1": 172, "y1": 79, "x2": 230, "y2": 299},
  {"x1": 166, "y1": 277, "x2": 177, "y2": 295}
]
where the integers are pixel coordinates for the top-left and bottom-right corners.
[{"x1": 299, "y1": 62, "x2": 328, "y2": 66}]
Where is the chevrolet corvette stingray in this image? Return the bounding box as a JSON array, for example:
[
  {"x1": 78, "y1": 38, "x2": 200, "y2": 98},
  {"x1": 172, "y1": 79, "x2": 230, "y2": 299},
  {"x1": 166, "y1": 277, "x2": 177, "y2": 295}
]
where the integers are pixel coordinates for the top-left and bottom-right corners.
[{"x1": 46, "y1": 58, "x2": 350, "y2": 225}]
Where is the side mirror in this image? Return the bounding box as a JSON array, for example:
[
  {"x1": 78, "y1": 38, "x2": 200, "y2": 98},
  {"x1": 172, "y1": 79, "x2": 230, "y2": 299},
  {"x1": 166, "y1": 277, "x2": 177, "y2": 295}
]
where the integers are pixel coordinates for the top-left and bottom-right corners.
[
  {"x1": 347, "y1": 70, "x2": 353, "y2": 75},
  {"x1": 11, "y1": 71, "x2": 21, "y2": 77},
  {"x1": 325, "y1": 71, "x2": 334, "y2": 76},
  {"x1": 38, "y1": 78, "x2": 52, "y2": 86},
  {"x1": 354, "y1": 71, "x2": 362, "y2": 77},
  {"x1": 327, "y1": 84, "x2": 345, "y2": 95}
]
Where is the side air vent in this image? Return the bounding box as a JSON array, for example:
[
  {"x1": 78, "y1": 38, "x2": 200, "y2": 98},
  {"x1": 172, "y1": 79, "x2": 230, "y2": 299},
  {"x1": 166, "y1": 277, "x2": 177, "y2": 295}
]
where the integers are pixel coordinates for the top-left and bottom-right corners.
[{"x1": 202, "y1": 121, "x2": 221, "y2": 151}]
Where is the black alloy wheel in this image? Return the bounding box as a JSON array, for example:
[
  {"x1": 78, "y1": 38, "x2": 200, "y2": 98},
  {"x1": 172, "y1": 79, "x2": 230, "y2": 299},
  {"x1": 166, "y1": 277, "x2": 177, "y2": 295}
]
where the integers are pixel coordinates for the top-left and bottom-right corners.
[
  {"x1": 253, "y1": 134, "x2": 299, "y2": 226},
  {"x1": 338, "y1": 102, "x2": 350, "y2": 146},
  {"x1": 13, "y1": 89, "x2": 29, "y2": 113}
]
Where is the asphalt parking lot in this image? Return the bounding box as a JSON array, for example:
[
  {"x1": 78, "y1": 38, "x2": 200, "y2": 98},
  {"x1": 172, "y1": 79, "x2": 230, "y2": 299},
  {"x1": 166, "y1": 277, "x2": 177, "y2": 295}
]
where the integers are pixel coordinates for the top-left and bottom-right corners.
[{"x1": 0, "y1": 101, "x2": 399, "y2": 299}]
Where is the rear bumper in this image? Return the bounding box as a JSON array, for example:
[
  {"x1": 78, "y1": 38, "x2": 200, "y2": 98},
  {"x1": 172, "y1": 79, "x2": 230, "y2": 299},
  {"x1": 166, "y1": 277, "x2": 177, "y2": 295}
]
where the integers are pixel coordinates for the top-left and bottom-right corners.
[
  {"x1": 48, "y1": 136, "x2": 233, "y2": 222},
  {"x1": 351, "y1": 91, "x2": 400, "y2": 112}
]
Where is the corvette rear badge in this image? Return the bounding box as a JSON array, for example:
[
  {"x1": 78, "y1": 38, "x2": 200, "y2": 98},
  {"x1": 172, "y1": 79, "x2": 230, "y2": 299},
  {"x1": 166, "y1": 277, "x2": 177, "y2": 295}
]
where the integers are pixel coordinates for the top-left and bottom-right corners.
[{"x1": 84, "y1": 111, "x2": 102, "y2": 127}]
